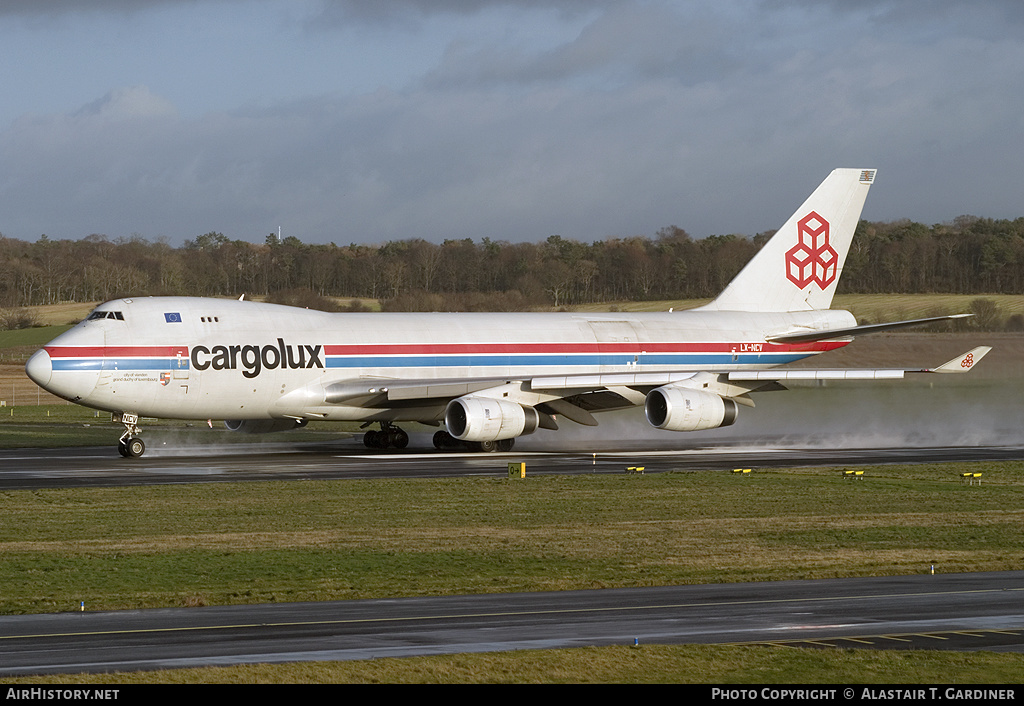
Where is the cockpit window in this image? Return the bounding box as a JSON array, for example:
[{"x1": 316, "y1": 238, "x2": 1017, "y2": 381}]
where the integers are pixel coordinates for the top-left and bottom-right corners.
[{"x1": 87, "y1": 311, "x2": 124, "y2": 321}]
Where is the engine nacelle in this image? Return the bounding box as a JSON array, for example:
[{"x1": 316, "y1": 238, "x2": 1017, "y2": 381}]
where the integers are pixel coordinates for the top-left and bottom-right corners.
[
  {"x1": 644, "y1": 386, "x2": 738, "y2": 432},
  {"x1": 224, "y1": 419, "x2": 308, "y2": 434},
  {"x1": 445, "y1": 396, "x2": 539, "y2": 442}
]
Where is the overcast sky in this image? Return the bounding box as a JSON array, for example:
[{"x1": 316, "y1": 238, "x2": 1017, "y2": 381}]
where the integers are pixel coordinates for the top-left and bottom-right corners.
[{"x1": 1, "y1": 0, "x2": 1021, "y2": 247}]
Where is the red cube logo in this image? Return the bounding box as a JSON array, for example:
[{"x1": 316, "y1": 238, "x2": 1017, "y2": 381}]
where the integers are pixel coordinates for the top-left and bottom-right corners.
[{"x1": 785, "y1": 211, "x2": 837, "y2": 289}]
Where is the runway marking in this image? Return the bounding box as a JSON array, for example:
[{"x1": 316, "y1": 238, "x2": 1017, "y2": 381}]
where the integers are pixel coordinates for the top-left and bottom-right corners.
[
  {"x1": 732, "y1": 628, "x2": 1024, "y2": 649},
  {"x1": 3, "y1": 587, "x2": 1022, "y2": 644},
  {"x1": 333, "y1": 447, "x2": 794, "y2": 461}
]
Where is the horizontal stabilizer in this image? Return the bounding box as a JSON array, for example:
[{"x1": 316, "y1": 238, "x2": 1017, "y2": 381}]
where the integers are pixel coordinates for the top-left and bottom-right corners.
[{"x1": 767, "y1": 314, "x2": 972, "y2": 343}]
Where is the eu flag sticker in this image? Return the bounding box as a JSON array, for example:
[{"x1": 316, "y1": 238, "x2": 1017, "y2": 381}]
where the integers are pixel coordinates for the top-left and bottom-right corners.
[{"x1": 164, "y1": 312, "x2": 182, "y2": 323}]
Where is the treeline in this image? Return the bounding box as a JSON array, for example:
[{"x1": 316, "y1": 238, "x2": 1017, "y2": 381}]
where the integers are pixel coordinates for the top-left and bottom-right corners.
[{"x1": 1, "y1": 215, "x2": 1023, "y2": 312}]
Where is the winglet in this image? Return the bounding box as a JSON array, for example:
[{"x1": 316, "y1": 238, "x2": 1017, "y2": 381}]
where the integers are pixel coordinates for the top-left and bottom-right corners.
[{"x1": 929, "y1": 347, "x2": 992, "y2": 373}]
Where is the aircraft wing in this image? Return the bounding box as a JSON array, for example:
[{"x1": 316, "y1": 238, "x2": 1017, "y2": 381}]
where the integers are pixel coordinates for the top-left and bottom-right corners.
[
  {"x1": 766, "y1": 314, "x2": 973, "y2": 343},
  {"x1": 320, "y1": 347, "x2": 991, "y2": 427}
]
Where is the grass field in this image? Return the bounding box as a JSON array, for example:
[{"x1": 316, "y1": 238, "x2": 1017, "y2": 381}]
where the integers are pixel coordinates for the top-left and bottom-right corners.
[
  {"x1": 1, "y1": 465, "x2": 1023, "y2": 682},
  {"x1": 5, "y1": 644, "x2": 1024, "y2": 684},
  {"x1": 4, "y1": 466, "x2": 1022, "y2": 615}
]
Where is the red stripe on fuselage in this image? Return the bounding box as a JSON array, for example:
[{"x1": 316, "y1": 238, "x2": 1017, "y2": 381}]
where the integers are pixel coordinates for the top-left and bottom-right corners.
[
  {"x1": 45, "y1": 346, "x2": 190, "y2": 358},
  {"x1": 322, "y1": 341, "x2": 846, "y2": 355}
]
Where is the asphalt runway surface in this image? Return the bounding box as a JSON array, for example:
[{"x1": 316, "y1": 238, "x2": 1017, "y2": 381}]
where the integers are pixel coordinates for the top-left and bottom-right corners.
[
  {"x1": 3, "y1": 438, "x2": 1024, "y2": 490},
  {"x1": 1, "y1": 571, "x2": 1022, "y2": 676},
  {"x1": 6, "y1": 376, "x2": 1024, "y2": 489}
]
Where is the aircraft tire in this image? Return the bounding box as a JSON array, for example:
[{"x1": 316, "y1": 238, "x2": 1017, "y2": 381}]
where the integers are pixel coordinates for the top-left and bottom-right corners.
[
  {"x1": 117, "y1": 440, "x2": 129, "y2": 457},
  {"x1": 391, "y1": 429, "x2": 409, "y2": 449},
  {"x1": 433, "y1": 430, "x2": 455, "y2": 449},
  {"x1": 125, "y1": 437, "x2": 146, "y2": 458}
]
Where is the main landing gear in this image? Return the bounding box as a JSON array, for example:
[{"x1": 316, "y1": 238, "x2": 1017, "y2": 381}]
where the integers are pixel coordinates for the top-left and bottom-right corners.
[
  {"x1": 432, "y1": 430, "x2": 514, "y2": 453},
  {"x1": 362, "y1": 422, "x2": 409, "y2": 450},
  {"x1": 116, "y1": 412, "x2": 146, "y2": 458},
  {"x1": 361, "y1": 424, "x2": 515, "y2": 452}
]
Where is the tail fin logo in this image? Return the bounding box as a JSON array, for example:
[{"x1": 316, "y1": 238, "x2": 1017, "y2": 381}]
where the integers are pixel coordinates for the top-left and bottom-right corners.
[{"x1": 785, "y1": 211, "x2": 837, "y2": 289}]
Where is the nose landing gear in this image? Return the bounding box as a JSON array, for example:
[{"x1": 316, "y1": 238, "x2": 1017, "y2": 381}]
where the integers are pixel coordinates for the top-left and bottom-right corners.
[{"x1": 115, "y1": 412, "x2": 146, "y2": 458}]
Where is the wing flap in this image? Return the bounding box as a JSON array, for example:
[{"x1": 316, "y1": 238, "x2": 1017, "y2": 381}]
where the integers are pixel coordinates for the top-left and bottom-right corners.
[
  {"x1": 324, "y1": 377, "x2": 513, "y2": 404},
  {"x1": 729, "y1": 369, "x2": 905, "y2": 381}
]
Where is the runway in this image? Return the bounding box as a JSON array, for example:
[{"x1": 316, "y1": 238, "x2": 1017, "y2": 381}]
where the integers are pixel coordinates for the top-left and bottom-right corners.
[
  {"x1": 2, "y1": 440, "x2": 1024, "y2": 490},
  {"x1": 1, "y1": 571, "x2": 1022, "y2": 676},
  {"x1": 5, "y1": 375, "x2": 1024, "y2": 490}
]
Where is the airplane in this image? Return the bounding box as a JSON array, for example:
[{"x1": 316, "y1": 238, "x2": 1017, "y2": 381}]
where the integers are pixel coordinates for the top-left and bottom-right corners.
[{"x1": 25, "y1": 168, "x2": 991, "y2": 458}]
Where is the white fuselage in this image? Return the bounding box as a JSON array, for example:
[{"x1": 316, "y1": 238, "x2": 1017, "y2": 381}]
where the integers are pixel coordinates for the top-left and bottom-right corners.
[{"x1": 26, "y1": 297, "x2": 855, "y2": 423}]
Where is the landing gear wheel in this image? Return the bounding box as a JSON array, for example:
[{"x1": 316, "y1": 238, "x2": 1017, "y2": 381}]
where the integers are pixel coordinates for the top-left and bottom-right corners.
[
  {"x1": 433, "y1": 430, "x2": 455, "y2": 449},
  {"x1": 124, "y1": 437, "x2": 146, "y2": 458},
  {"x1": 116, "y1": 412, "x2": 144, "y2": 458},
  {"x1": 497, "y1": 438, "x2": 515, "y2": 452},
  {"x1": 363, "y1": 423, "x2": 410, "y2": 450},
  {"x1": 390, "y1": 429, "x2": 409, "y2": 449}
]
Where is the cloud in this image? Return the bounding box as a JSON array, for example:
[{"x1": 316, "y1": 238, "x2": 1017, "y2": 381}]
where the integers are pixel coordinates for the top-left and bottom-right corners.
[
  {"x1": 307, "y1": 0, "x2": 612, "y2": 27},
  {"x1": 0, "y1": 0, "x2": 236, "y2": 18},
  {"x1": 422, "y1": 4, "x2": 735, "y2": 90},
  {"x1": 1, "y1": 1, "x2": 1022, "y2": 247},
  {"x1": 72, "y1": 85, "x2": 178, "y2": 121}
]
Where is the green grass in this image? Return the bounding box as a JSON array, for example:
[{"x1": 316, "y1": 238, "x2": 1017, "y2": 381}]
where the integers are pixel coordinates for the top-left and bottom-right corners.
[
  {"x1": 4, "y1": 645, "x2": 1024, "y2": 684},
  {"x1": 0, "y1": 325, "x2": 72, "y2": 364},
  {"x1": 1, "y1": 465, "x2": 1023, "y2": 614},
  {"x1": 0, "y1": 325, "x2": 73, "y2": 348}
]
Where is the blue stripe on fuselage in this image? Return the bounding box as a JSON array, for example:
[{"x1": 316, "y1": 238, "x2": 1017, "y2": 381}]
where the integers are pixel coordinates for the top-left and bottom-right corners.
[{"x1": 51, "y1": 358, "x2": 190, "y2": 371}]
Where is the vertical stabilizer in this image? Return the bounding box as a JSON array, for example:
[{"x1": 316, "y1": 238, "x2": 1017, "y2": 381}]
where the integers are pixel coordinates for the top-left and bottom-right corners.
[{"x1": 700, "y1": 168, "x2": 876, "y2": 312}]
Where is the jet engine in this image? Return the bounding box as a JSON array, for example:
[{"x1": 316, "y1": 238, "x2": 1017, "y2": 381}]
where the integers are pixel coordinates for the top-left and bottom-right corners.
[
  {"x1": 444, "y1": 396, "x2": 539, "y2": 442},
  {"x1": 224, "y1": 419, "x2": 308, "y2": 434},
  {"x1": 644, "y1": 385, "x2": 738, "y2": 432}
]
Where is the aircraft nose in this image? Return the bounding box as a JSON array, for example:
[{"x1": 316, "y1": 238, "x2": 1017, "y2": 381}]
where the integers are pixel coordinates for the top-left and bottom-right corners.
[
  {"x1": 26, "y1": 348, "x2": 53, "y2": 388},
  {"x1": 26, "y1": 325, "x2": 103, "y2": 403}
]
